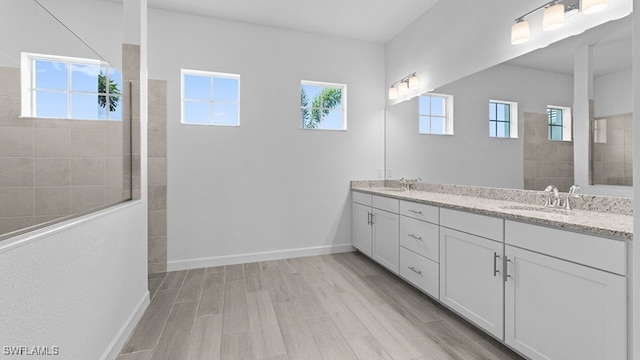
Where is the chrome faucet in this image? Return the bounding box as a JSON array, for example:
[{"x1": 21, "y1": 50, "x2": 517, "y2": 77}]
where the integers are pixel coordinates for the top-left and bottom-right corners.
[
  {"x1": 543, "y1": 185, "x2": 560, "y2": 207},
  {"x1": 563, "y1": 185, "x2": 581, "y2": 210},
  {"x1": 400, "y1": 177, "x2": 421, "y2": 190}
]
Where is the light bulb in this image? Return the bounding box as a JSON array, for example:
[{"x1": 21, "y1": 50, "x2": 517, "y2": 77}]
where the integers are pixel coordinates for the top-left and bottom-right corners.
[
  {"x1": 408, "y1": 74, "x2": 419, "y2": 90},
  {"x1": 398, "y1": 81, "x2": 409, "y2": 94},
  {"x1": 388, "y1": 86, "x2": 398, "y2": 100},
  {"x1": 582, "y1": 0, "x2": 608, "y2": 14},
  {"x1": 511, "y1": 19, "x2": 530, "y2": 45},
  {"x1": 543, "y1": 3, "x2": 565, "y2": 31}
]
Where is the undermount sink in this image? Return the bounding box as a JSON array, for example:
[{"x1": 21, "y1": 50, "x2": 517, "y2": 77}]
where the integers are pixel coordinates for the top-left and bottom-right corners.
[{"x1": 499, "y1": 204, "x2": 571, "y2": 215}]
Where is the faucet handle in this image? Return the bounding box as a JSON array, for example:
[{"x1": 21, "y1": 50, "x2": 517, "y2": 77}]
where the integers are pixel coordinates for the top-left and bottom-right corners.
[{"x1": 569, "y1": 185, "x2": 581, "y2": 194}]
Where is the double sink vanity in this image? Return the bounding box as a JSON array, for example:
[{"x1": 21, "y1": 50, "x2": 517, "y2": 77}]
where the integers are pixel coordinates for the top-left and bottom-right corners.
[{"x1": 351, "y1": 180, "x2": 632, "y2": 360}]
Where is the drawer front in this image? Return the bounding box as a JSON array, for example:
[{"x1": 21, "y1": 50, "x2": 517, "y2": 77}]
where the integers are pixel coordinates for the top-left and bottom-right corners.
[
  {"x1": 505, "y1": 220, "x2": 627, "y2": 276},
  {"x1": 440, "y1": 208, "x2": 503, "y2": 242},
  {"x1": 373, "y1": 195, "x2": 399, "y2": 213},
  {"x1": 352, "y1": 191, "x2": 372, "y2": 206},
  {"x1": 400, "y1": 247, "x2": 439, "y2": 298},
  {"x1": 400, "y1": 217, "x2": 439, "y2": 262},
  {"x1": 400, "y1": 200, "x2": 439, "y2": 224}
]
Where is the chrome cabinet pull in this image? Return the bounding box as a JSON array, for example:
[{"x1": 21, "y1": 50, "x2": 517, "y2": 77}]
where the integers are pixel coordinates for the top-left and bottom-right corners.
[
  {"x1": 370, "y1": 213, "x2": 374, "y2": 225},
  {"x1": 504, "y1": 257, "x2": 513, "y2": 282},
  {"x1": 408, "y1": 209, "x2": 423, "y2": 215},
  {"x1": 367, "y1": 212, "x2": 371, "y2": 225},
  {"x1": 493, "y1": 252, "x2": 500, "y2": 277},
  {"x1": 408, "y1": 266, "x2": 422, "y2": 275},
  {"x1": 408, "y1": 234, "x2": 423, "y2": 240}
]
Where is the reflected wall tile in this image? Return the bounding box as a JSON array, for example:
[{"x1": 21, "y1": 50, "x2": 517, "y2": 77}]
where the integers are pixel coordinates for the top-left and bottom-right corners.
[
  {"x1": 106, "y1": 130, "x2": 124, "y2": 157},
  {"x1": 0, "y1": 96, "x2": 29, "y2": 128},
  {"x1": 105, "y1": 185, "x2": 125, "y2": 204},
  {"x1": 0, "y1": 187, "x2": 34, "y2": 217},
  {"x1": 35, "y1": 187, "x2": 71, "y2": 216},
  {"x1": 0, "y1": 217, "x2": 35, "y2": 236},
  {"x1": 105, "y1": 158, "x2": 124, "y2": 186},
  {"x1": 70, "y1": 158, "x2": 105, "y2": 186},
  {"x1": 0, "y1": 158, "x2": 34, "y2": 187},
  {"x1": 0, "y1": 127, "x2": 33, "y2": 157},
  {"x1": 71, "y1": 186, "x2": 105, "y2": 213},
  {"x1": 0, "y1": 66, "x2": 20, "y2": 97},
  {"x1": 34, "y1": 128, "x2": 70, "y2": 157},
  {"x1": 34, "y1": 158, "x2": 70, "y2": 186}
]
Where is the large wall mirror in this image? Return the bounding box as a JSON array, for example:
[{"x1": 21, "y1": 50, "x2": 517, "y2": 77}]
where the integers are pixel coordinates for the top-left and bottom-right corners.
[
  {"x1": 0, "y1": 0, "x2": 133, "y2": 239},
  {"x1": 385, "y1": 14, "x2": 631, "y2": 196}
]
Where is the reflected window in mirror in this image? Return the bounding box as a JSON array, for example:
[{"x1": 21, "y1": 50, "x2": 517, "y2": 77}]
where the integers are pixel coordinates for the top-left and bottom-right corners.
[
  {"x1": 418, "y1": 94, "x2": 453, "y2": 135},
  {"x1": 489, "y1": 100, "x2": 518, "y2": 138},
  {"x1": 547, "y1": 106, "x2": 572, "y2": 141},
  {"x1": 181, "y1": 69, "x2": 240, "y2": 126},
  {"x1": 21, "y1": 53, "x2": 122, "y2": 121}
]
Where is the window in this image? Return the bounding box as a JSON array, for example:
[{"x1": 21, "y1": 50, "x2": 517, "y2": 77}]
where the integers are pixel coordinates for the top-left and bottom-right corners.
[
  {"x1": 547, "y1": 106, "x2": 572, "y2": 141},
  {"x1": 21, "y1": 53, "x2": 122, "y2": 120},
  {"x1": 181, "y1": 69, "x2": 240, "y2": 126},
  {"x1": 300, "y1": 81, "x2": 346, "y2": 130},
  {"x1": 489, "y1": 100, "x2": 518, "y2": 138},
  {"x1": 419, "y1": 94, "x2": 453, "y2": 135}
]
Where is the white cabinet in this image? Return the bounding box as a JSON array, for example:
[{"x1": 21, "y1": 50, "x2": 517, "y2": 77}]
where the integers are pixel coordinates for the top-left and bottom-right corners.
[
  {"x1": 372, "y1": 208, "x2": 399, "y2": 273},
  {"x1": 439, "y1": 228, "x2": 504, "y2": 339},
  {"x1": 351, "y1": 191, "x2": 399, "y2": 274},
  {"x1": 352, "y1": 202, "x2": 373, "y2": 257}
]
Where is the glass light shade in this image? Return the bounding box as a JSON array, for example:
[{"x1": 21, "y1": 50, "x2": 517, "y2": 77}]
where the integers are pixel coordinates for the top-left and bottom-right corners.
[
  {"x1": 543, "y1": 3, "x2": 565, "y2": 31},
  {"x1": 398, "y1": 81, "x2": 409, "y2": 94},
  {"x1": 511, "y1": 20, "x2": 530, "y2": 45},
  {"x1": 582, "y1": 0, "x2": 608, "y2": 14},
  {"x1": 388, "y1": 86, "x2": 398, "y2": 99},
  {"x1": 408, "y1": 75, "x2": 419, "y2": 90}
]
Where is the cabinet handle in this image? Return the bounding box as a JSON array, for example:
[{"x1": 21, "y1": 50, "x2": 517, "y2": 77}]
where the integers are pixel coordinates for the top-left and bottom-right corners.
[
  {"x1": 493, "y1": 252, "x2": 500, "y2": 277},
  {"x1": 408, "y1": 234, "x2": 423, "y2": 241},
  {"x1": 408, "y1": 209, "x2": 423, "y2": 215},
  {"x1": 367, "y1": 212, "x2": 371, "y2": 225},
  {"x1": 408, "y1": 266, "x2": 422, "y2": 275},
  {"x1": 370, "y1": 213, "x2": 374, "y2": 225},
  {"x1": 504, "y1": 257, "x2": 512, "y2": 282}
]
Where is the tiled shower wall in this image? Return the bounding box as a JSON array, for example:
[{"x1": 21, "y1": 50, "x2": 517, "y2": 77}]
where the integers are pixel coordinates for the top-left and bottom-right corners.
[
  {"x1": 591, "y1": 113, "x2": 633, "y2": 186},
  {"x1": 523, "y1": 112, "x2": 574, "y2": 192},
  {"x1": 147, "y1": 79, "x2": 167, "y2": 274}
]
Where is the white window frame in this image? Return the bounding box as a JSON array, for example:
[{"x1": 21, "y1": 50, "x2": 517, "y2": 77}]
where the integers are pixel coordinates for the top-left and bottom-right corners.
[
  {"x1": 547, "y1": 105, "x2": 572, "y2": 142},
  {"x1": 418, "y1": 93, "x2": 454, "y2": 135},
  {"x1": 181, "y1": 69, "x2": 241, "y2": 126},
  {"x1": 489, "y1": 99, "x2": 518, "y2": 139},
  {"x1": 21, "y1": 52, "x2": 121, "y2": 121},
  {"x1": 300, "y1": 80, "x2": 347, "y2": 131}
]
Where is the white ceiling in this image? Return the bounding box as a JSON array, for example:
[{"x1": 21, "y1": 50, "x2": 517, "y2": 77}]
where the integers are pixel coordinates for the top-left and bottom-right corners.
[
  {"x1": 146, "y1": 0, "x2": 441, "y2": 43},
  {"x1": 506, "y1": 16, "x2": 631, "y2": 77}
]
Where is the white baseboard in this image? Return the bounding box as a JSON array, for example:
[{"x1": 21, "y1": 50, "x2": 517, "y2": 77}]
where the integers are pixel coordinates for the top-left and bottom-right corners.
[
  {"x1": 101, "y1": 291, "x2": 150, "y2": 360},
  {"x1": 167, "y1": 243, "x2": 355, "y2": 271}
]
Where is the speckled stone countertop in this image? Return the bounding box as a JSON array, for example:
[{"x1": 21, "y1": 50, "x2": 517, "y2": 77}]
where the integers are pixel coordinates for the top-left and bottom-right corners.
[{"x1": 351, "y1": 181, "x2": 632, "y2": 240}]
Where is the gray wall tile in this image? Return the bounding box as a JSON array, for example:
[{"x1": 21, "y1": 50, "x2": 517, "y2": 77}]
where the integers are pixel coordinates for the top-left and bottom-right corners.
[
  {"x1": 0, "y1": 96, "x2": 29, "y2": 128},
  {"x1": 35, "y1": 187, "x2": 71, "y2": 216},
  {"x1": 34, "y1": 128, "x2": 70, "y2": 157},
  {"x1": 0, "y1": 187, "x2": 34, "y2": 217},
  {"x1": 149, "y1": 236, "x2": 167, "y2": 263},
  {"x1": 148, "y1": 210, "x2": 167, "y2": 237},
  {"x1": 148, "y1": 185, "x2": 167, "y2": 211},
  {"x1": 148, "y1": 158, "x2": 167, "y2": 185},
  {"x1": 0, "y1": 67, "x2": 20, "y2": 97},
  {"x1": 70, "y1": 129, "x2": 105, "y2": 158},
  {"x1": 0, "y1": 216, "x2": 35, "y2": 236},
  {"x1": 34, "y1": 158, "x2": 70, "y2": 186},
  {"x1": 0, "y1": 127, "x2": 33, "y2": 157},
  {"x1": 0, "y1": 158, "x2": 34, "y2": 187},
  {"x1": 148, "y1": 131, "x2": 166, "y2": 158},
  {"x1": 105, "y1": 158, "x2": 124, "y2": 186},
  {"x1": 71, "y1": 158, "x2": 105, "y2": 186},
  {"x1": 71, "y1": 186, "x2": 105, "y2": 213}
]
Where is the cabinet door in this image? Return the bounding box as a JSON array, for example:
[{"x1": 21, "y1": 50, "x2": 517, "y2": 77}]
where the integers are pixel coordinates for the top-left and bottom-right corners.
[
  {"x1": 505, "y1": 246, "x2": 626, "y2": 360},
  {"x1": 352, "y1": 202, "x2": 372, "y2": 257},
  {"x1": 372, "y1": 208, "x2": 399, "y2": 274},
  {"x1": 440, "y1": 228, "x2": 504, "y2": 339}
]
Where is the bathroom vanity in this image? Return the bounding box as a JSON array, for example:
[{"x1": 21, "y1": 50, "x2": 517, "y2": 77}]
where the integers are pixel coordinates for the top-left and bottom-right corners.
[{"x1": 351, "y1": 181, "x2": 632, "y2": 360}]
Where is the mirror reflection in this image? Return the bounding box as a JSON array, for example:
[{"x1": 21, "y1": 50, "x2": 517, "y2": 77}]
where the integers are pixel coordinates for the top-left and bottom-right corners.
[{"x1": 385, "y1": 15, "x2": 631, "y2": 195}]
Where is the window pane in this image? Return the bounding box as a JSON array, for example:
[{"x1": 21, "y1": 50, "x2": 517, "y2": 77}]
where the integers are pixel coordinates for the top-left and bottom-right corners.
[
  {"x1": 184, "y1": 74, "x2": 211, "y2": 100},
  {"x1": 213, "y1": 77, "x2": 239, "y2": 102},
  {"x1": 301, "y1": 108, "x2": 313, "y2": 128},
  {"x1": 184, "y1": 101, "x2": 211, "y2": 124},
  {"x1": 497, "y1": 103, "x2": 509, "y2": 121},
  {"x1": 320, "y1": 88, "x2": 342, "y2": 110},
  {"x1": 72, "y1": 93, "x2": 100, "y2": 120},
  {"x1": 212, "y1": 103, "x2": 239, "y2": 126},
  {"x1": 550, "y1": 126, "x2": 562, "y2": 140},
  {"x1": 319, "y1": 108, "x2": 343, "y2": 130},
  {"x1": 489, "y1": 103, "x2": 497, "y2": 120},
  {"x1": 431, "y1": 116, "x2": 444, "y2": 134},
  {"x1": 548, "y1": 108, "x2": 563, "y2": 125},
  {"x1": 418, "y1": 116, "x2": 431, "y2": 134},
  {"x1": 431, "y1": 97, "x2": 445, "y2": 117},
  {"x1": 107, "y1": 67, "x2": 122, "y2": 92},
  {"x1": 35, "y1": 60, "x2": 68, "y2": 90},
  {"x1": 107, "y1": 95, "x2": 122, "y2": 121},
  {"x1": 489, "y1": 121, "x2": 497, "y2": 137},
  {"x1": 301, "y1": 85, "x2": 322, "y2": 103},
  {"x1": 419, "y1": 96, "x2": 430, "y2": 115},
  {"x1": 497, "y1": 121, "x2": 509, "y2": 138},
  {"x1": 35, "y1": 91, "x2": 67, "y2": 118},
  {"x1": 72, "y1": 63, "x2": 100, "y2": 92}
]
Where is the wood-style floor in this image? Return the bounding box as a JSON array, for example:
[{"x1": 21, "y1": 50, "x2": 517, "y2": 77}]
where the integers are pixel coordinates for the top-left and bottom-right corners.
[{"x1": 117, "y1": 252, "x2": 525, "y2": 360}]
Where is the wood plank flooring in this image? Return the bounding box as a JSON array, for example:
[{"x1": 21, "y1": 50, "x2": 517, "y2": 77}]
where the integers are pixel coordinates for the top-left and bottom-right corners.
[{"x1": 119, "y1": 252, "x2": 525, "y2": 360}]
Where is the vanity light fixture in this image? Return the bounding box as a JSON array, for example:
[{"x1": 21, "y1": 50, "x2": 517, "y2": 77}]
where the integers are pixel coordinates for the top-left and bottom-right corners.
[
  {"x1": 511, "y1": 0, "x2": 607, "y2": 45},
  {"x1": 388, "y1": 72, "x2": 420, "y2": 99}
]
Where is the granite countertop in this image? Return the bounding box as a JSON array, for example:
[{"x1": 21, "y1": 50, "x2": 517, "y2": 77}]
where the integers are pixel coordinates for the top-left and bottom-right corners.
[{"x1": 351, "y1": 185, "x2": 633, "y2": 241}]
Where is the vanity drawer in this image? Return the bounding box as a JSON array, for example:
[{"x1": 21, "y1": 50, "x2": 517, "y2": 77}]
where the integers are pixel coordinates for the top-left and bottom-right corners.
[
  {"x1": 353, "y1": 191, "x2": 372, "y2": 206},
  {"x1": 440, "y1": 208, "x2": 503, "y2": 242},
  {"x1": 373, "y1": 195, "x2": 399, "y2": 213},
  {"x1": 400, "y1": 247, "x2": 439, "y2": 298},
  {"x1": 400, "y1": 217, "x2": 439, "y2": 262},
  {"x1": 505, "y1": 221, "x2": 627, "y2": 275},
  {"x1": 400, "y1": 200, "x2": 439, "y2": 224}
]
